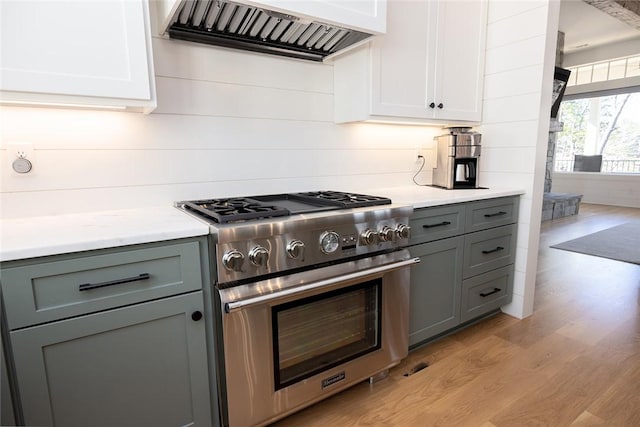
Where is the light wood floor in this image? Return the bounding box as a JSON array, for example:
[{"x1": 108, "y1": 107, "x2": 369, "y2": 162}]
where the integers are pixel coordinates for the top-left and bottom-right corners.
[{"x1": 273, "y1": 203, "x2": 640, "y2": 427}]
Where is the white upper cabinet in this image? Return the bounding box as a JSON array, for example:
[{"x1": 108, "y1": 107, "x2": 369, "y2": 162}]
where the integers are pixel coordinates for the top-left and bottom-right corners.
[
  {"x1": 0, "y1": 0, "x2": 156, "y2": 113},
  {"x1": 334, "y1": 0, "x2": 487, "y2": 124}
]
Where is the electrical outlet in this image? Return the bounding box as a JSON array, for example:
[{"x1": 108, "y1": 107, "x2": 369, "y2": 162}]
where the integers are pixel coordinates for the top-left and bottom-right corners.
[
  {"x1": 7, "y1": 142, "x2": 35, "y2": 174},
  {"x1": 9, "y1": 142, "x2": 34, "y2": 159},
  {"x1": 421, "y1": 150, "x2": 435, "y2": 168}
]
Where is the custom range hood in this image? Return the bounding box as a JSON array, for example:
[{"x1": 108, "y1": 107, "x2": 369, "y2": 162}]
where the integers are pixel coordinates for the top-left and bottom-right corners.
[{"x1": 159, "y1": 0, "x2": 386, "y2": 62}]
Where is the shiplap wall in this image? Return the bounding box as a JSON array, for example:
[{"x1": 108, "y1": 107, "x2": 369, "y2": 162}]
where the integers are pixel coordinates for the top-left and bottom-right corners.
[
  {"x1": 479, "y1": 0, "x2": 559, "y2": 319},
  {"x1": 0, "y1": 36, "x2": 440, "y2": 219}
]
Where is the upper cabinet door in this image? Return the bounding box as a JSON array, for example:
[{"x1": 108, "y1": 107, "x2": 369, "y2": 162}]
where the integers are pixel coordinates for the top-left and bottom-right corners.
[
  {"x1": 0, "y1": 0, "x2": 156, "y2": 112},
  {"x1": 431, "y1": 0, "x2": 487, "y2": 122},
  {"x1": 334, "y1": 0, "x2": 488, "y2": 124},
  {"x1": 369, "y1": 0, "x2": 434, "y2": 118}
]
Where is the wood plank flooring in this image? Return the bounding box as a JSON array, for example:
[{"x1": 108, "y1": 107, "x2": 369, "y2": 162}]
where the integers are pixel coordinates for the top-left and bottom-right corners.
[{"x1": 272, "y1": 204, "x2": 640, "y2": 427}]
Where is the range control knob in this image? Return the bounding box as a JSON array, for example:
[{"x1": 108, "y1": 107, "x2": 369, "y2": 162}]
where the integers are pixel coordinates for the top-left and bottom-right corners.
[
  {"x1": 249, "y1": 246, "x2": 270, "y2": 267},
  {"x1": 286, "y1": 239, "x2": 305, "y2": 259},
  {"x1": 222, "y1": 249, "x2": 245, "y2": 272},
  {"x1": 360, "y1": 229, "x2": 378, "y2": 246},
  {"x1": 379, "y1": 226, "x2": 395, "y2": 242},
  {"x1": 396, "y1": 224, "x2": 411, "y2": 240}
]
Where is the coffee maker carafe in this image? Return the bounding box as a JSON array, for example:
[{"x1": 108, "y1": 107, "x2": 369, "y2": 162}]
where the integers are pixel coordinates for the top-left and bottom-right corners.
[{"x1": 432, "y1": 127, "x2": 482, "y2": 189}]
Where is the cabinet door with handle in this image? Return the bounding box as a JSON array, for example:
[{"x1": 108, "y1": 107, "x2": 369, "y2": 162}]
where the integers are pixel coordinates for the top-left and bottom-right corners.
[
  {"x1": 337, "y1": 0, "x2": 487, "y2": 123},
  {"x1": 369, "y1": 0, "x2": 434, "y2": 119},
  {"x1": 10, "y1": 291, "x2": 212, "y2": 427},
  {"x1": 431, "y1": 0, "x2": 487, "y2": 122},
  {"x1": 408, "y1": 236, "x2": 464, "y2": 347}
]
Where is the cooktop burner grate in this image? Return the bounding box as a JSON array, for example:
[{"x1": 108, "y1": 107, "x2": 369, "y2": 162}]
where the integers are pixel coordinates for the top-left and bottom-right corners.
[
  {"x1": 180, "y1": 198, "x2": 290, "y2": 224},
  {"x1": 296, "y1": 191, "x2": 392, "y2": 207},
  {"x1": 177, "y1": 191, "x2": 392, "y2": 224}
]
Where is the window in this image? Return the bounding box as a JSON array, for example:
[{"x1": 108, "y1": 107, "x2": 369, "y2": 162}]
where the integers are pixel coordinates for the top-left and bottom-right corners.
[
  {"x1": 566, "y1": 55, "x2": 640, "y2": 86},
  {"x1": 554, "y1": 92, "x2": 640, "y2": 173}
]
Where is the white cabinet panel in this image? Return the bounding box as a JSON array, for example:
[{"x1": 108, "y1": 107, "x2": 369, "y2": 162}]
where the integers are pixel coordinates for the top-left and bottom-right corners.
[
  {"x1": 0, "y1": 0, "x2": 156, "y2": 112},
  {"x1": 433, "y1": 0, "x2": 486, "y2": 121},
  {"x1": 370, "y1": 0, "x2": 432, "y2": 118},
  {"x1": 334, "y1": 0, "x2": 487, "y2": 124}
]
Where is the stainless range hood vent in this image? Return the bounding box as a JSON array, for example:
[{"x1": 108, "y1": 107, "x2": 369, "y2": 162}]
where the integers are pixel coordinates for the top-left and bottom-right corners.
[{"x1": 166, "y1": 0, "x2": 373, "y2": 61}]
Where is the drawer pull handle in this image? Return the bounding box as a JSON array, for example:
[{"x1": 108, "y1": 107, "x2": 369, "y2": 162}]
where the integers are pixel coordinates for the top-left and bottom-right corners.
[
  {"x1": 480, "y1": 287, "x2": 501, "y2": 297},
  {"x1": 423, "y1": 221, "x2": 451, "y2": 229},
  {"x1": 78, "y1": 273, "x2": 150, "y2": 292},
  {"x1": 484, "y1": 211, "x2": 507, "y2": 218},
  {"x1": 482, "y1": 246, "x2": 504, "y2": 254}
]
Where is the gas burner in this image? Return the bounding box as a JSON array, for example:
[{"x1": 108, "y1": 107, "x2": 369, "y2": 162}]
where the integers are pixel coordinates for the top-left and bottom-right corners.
[
  {"x1": 180, "y1": 198, "x2": 289, "y2": 224},
  {"x1": 296, "y1": 191, "x2": 392, "y2": 207}
]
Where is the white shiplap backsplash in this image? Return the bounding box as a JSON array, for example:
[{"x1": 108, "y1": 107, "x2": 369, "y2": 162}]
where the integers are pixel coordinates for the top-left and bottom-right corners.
[{"x1": 0, "y1": 37, "x2": 439, "y2": 219}]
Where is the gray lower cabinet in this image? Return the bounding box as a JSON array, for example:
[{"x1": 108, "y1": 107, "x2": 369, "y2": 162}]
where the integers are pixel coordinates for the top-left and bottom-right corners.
[
  {"x1": 11, "y1": 292, "x2": 211, "y2": 427},
  {"x1": 460, "y1": 265, "x2": 514, "y2": 323},
  {"x1": 462, "y1": 224, "x2": 517, "y2": 278},
  {"x1": 1, "y1": 329, "x2": 16, "y2": 427},
  {"x1": 0, "y1": 237, "x2": 215, "y2": 427},
  {"x1": 408, "y1": 237, "x2": 464, "y2": 346},
  {"x1": 407, "y1": 196, "x2": 519, "y2": 348}
]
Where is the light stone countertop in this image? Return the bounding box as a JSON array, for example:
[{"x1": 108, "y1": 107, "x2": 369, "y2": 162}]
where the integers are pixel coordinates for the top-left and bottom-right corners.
[
  {"x1": 0, "y1": 186, "x2": 524, "y2": 262},
  {"x1": 0, "y1": 207, "x2": 210, "y2": 262},
  {"x1": 374, "y1": 185, "x2": 525, "y2": 208}
]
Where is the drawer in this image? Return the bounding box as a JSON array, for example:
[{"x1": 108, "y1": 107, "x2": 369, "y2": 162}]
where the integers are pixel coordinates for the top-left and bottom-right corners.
[
  {"x1": 464, "y1": 197, "x2": 519, "y2": 233},
  {"x1": 463, "y1": 224, "x2": 516, "y2": 278},
  {"x1": 461, "y1": 264, "x2": 514, "y2": 323},
  {"x1": 1, "y1": 239, "x2": 205, "y2": 330},
  {"x1": 409, "y1": 204, "x2": 465, "y2": 245}
]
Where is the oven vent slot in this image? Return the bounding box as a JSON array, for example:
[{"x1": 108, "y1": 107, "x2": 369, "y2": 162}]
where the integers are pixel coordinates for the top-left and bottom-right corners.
[{"x1": 167, "y1": 0, "x2": 373, "y2": 62}]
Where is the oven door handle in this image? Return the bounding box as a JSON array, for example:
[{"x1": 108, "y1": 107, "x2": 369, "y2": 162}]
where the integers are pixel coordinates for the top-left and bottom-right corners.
[{"x1": 224, "y1": 257, "x2": 421, "y2": 313}]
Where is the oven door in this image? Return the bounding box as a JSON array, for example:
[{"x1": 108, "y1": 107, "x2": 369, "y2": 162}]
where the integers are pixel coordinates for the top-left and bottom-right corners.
[{"x1": 217, "y1": 250, "x2": 419, "y2": 427}]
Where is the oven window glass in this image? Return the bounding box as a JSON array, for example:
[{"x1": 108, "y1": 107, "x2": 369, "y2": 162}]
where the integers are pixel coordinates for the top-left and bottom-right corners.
[{"x1": 272, "y1": 279, "x2": 382, "y2": 390}]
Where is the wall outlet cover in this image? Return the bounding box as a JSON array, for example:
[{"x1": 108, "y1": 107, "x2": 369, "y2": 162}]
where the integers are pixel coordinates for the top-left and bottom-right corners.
[{"x1": 6, "y1": 142, "x2": 36, "y2": 175}]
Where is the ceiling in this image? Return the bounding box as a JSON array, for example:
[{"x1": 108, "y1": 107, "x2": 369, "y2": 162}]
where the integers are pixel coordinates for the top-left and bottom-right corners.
[{"x1": 558, "y1": 0, "x2": 640, "y2": 53}]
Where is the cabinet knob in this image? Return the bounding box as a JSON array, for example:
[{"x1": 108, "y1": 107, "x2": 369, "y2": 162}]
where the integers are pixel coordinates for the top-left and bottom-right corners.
[
  {"x1": 191, "y1": 311, "x2": 203, "y2": 321},
  {"x1": 437, "y1": 103, "x2": 444, "y2": 109},
  {"x1": 429, "y1": 102, "x2": 436, "y2": 108}
]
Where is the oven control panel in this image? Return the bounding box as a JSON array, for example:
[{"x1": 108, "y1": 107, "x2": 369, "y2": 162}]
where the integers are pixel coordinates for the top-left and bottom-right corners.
[
  {"x1": 214, "y1": 206, "x2": 413, "y2": 284},
  {"x1": 218, "y1": 222, "x2": 411, "y2": 280}
]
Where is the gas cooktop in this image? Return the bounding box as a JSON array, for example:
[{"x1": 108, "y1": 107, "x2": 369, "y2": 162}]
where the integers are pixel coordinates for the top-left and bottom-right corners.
[{"x1": 177, "y1": 191, "x2": 392, "y2": 224}]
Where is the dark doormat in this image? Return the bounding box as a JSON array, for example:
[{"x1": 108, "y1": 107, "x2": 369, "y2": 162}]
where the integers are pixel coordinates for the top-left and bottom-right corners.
[{"x1": 550, "y1": 222, "x2": 640, "y2": 265}]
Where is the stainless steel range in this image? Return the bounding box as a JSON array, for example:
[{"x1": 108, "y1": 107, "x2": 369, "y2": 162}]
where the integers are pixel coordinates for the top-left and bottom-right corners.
[{"x1": 176, "y1": 191, "x2": 419, "y2": 427}]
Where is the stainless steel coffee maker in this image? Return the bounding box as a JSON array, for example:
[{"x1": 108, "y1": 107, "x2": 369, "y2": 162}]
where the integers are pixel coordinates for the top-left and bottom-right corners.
[{"x1": 432, "y1": 127, "x2": 482, "y2": 189}]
